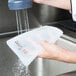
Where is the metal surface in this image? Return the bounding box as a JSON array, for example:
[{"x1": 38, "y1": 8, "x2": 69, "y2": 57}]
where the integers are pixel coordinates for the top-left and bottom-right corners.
[
  {"x1": 0, "y1": 14, "x2": 76, "y2": 76},
  {"x1": 0, "y1": 11, "x2": 40, "y2": 38},
  {"x1": 0, "y1": 38, "x2": 26, "y2": 76},
  {"x1": 0, "y1": 37, "x2": 76, "y2": 76},
  {"x1": 58, "y1": 71, "x2": 76, "y2": 76},
  {"x1": 32, "y1": 4, "x2": 71, "y2": 24}
]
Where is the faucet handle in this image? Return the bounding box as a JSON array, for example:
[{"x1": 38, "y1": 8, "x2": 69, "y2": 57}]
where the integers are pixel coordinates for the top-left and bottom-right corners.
[{"x1": 8, "y1": 0, "x2": 32, "y2": 10}]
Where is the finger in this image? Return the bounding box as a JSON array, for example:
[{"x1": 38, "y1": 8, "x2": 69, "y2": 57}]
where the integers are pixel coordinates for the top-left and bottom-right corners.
[
  {"x1": 37, "y1": 50, "x2": 50, "y2": 58},
  {"x1": 40, "y1": 40, "x2": 50, "y2": 49}
]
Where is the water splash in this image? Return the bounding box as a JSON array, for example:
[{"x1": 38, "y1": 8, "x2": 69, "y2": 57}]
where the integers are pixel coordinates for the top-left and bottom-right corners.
[{"x1": 12, "y1": 59, "x2": 31, "y2": 76}]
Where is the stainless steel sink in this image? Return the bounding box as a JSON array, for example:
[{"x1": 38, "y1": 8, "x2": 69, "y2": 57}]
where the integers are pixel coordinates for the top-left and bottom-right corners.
[
  {"x1": 29, "y1": 37, "x2": 76, "y2": 76},
  {"x1": 0, "y1": 35, "x2": 76, "y2": 76},
  {"x1": 0, "y1": 14, "x2": 76, "y2": 76}
]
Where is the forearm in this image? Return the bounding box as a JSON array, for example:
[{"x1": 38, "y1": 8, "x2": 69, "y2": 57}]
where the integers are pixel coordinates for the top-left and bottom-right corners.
[
  {"x1": 33, "y1": 0, "x2": 71, "y2": 10},
  {"x1": 47, "y1": 0, "x2": 71, "y2": 10},
  {"x1": 38, "y1": 41, "x2": 76, "y2": 64},
  {"x1": 56, "y1": 47, "x2": 76, "y2": 63}
]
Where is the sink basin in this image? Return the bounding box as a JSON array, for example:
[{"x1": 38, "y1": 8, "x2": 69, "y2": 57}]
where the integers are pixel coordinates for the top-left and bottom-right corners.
[
  {"x1": 0, "y1": 35, "x2": 76, "y2": 76},
  {"x1": 29, "y1": 37, "x2": 76, "y2": 76}
]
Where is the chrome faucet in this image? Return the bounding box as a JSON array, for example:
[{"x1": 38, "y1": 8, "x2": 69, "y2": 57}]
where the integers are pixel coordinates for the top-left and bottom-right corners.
[{"x1": 8, "y1": 0, "x2": 32, "y2": 34}]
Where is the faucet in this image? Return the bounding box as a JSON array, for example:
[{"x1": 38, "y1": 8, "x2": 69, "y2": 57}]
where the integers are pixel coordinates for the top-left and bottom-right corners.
[
  {"x1": 8, "y1": 0, "x2": 32, "y2": 10},
  {"x1": 8, "y1": 0, "x2": 32, "y2": 34}
]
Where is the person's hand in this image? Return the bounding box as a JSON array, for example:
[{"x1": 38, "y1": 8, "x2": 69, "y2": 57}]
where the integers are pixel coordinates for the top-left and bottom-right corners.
[
  {"x1": 38, "y1": 40, "x2": 76, "y2": 63},
  {"x1": 33, "y1": 0, "x2": 71, "y2": 10},
  {"x1": 38, "y1": 40, "x2": 69, "y2": 60},
  {"x1": 37, "y1": 40, "x2": 60, "y2": 60}
]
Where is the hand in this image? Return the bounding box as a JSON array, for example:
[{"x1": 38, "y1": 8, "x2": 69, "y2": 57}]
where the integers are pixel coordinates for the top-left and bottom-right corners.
[
  {"x1": 38, "y1": 40, "x2": 70, "y2": 61},
  {"x1": 38, "y1": 40, "x2": 61, "y2": 60},
  {"x1": 33, "y1": 0, "x2": 71, "y2": 10},
  {"x1": 38, "y1": 40, "x2": 76, "y2": 63}
]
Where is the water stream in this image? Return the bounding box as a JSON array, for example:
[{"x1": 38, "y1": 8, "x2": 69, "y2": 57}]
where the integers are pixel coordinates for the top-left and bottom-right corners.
[{"x1": 15, "y1": 9, "x2": 31, "y2": 76}]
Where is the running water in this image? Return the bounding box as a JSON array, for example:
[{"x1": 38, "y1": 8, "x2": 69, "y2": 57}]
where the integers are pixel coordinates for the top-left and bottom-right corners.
[
  {"x1": 25, "y1": 66, "x2": 31, "y2": 76},
  {"x1": 15, "y1": 9, "x2": 29, "y2": 34},
  {"x1": 12, "y1": 59, "x2": 31, "y2": 76},
  {"x1": 15, "y1": 9, "x2": 31, "y2": 76}
]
